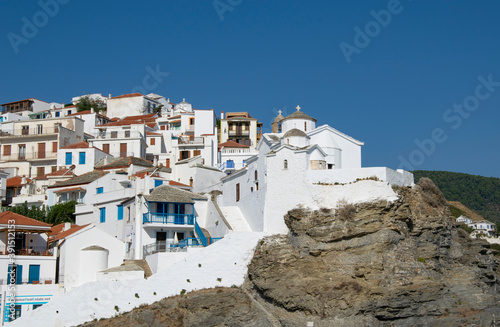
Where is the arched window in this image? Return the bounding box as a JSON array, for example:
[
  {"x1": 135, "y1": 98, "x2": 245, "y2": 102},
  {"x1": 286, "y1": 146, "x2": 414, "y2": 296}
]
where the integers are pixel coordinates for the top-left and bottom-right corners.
[
  {"x1": 284, "y1": 160, "x2": 288, "y2": 169},
  {"x1": 255, "y1": 170, "x2": 258, "y2": 180}
]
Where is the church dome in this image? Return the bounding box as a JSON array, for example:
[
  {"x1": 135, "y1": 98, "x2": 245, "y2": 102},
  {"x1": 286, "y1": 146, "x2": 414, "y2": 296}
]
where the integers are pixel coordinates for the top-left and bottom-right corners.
[
  {"x1": 283, "y1": 128, "x2": 310, "y2": 138},
  {"x1": 282, "y1": 108, "x2": 317, "y2": 122}
]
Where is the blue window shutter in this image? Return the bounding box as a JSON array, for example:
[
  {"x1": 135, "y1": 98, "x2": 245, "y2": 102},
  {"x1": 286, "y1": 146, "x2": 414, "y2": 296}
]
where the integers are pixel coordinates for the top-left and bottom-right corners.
[
  {"x1": 65, "y1": 152, "x2": 72, "y2": 165},
  {"x1": 28, "y1": 265, "x2": 40, "y2": 284},
  {"x1": 100, "y1": 208, "x2": 106, "y2": 223},
  {"x1": 16, "y1": 265, "x2": 22, "y2": 285},
  {"x1": 154, "y1": 180, "x2": 163, "y2": 187},
  {"x1": 96, "y1": 187, "x2": 103, "y2": 194},
  {"x1": 117, "y1": 205, "x2": 123, "y2": 220},
  {"x1": 79, "y1": 152, "x2": 86, "y2": 164}
]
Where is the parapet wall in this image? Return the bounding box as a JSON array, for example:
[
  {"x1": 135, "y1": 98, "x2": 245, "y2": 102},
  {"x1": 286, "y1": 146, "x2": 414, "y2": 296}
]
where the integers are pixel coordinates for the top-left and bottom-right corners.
[{"x1": 307, "y1": 167, "x2": 414, "y2": 187}]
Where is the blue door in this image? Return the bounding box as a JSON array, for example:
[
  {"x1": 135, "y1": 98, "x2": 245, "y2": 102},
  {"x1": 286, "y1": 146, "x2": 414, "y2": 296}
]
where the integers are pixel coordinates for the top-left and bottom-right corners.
[{"x1": 28, "y1": 265, "x2": 40, "y2": 284}]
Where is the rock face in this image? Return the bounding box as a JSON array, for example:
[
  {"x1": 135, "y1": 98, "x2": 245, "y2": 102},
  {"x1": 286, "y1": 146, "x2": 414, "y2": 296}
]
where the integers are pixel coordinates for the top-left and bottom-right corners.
[
  {"x1": 80, "y1": 287, "x2": 275, "y2": 327},
  {"x1": 247, "y1": 180, "x2": 500, "y2": 326},
  {"x1": 80, "y1": 179, "x2": 500, "y2": 326}
]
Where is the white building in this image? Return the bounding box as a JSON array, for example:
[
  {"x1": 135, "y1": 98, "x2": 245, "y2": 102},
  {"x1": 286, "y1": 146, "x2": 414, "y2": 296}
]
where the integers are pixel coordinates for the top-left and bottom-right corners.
[
  {"x1": 469, "y1": 220, "x2": 496, "y2": 237},
  {"x1": 0, "y1": 98, "x2": 51, "y2": 118},
  {"x1": 49, "y1": 223, "x2": 125, "y2": 291},
  {"x1": 58, "y1": 142, "x2": 112, "y2": 176},
  {"x1": 90, "y1": 114, "x2": 156, "y2": 159},
  {"x1": 218, "y1": 140, "x2": 258, "y2": 173},
  {"x1": 219, "y1": 106, "x2": 414, "y2": 234},
  {"x1": 106, "y1": 93, "x2": 160, "y2": 119},
  {"x1": 220, "y1": 112, "x2": 262, "y2": 148},
  {"x1": 0, "y1": 116, "x2": 85, "y2": 178}
]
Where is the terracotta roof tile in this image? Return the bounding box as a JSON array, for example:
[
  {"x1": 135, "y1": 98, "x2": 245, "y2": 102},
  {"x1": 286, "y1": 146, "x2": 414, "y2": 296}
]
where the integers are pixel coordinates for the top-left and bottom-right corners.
[
  {"x1": 6, "y1": 176, "x2": 31, "y2": 188},
  {"x1": 169, "y1": 180, "x2": 191, "y2": 188},
  {"x1": 53, "y1": 187, "x2": 85, "y2": 193},
  {"x1": 60, "y1": 142, "x2": 90, "y2": 149},
  {"x1": 0, "y1": 211, "x2": 51, "y2": 228},
  {"x1": 218, "y1": 140, "x2": 250, "y2": 150},
  {"x1": 49, "y1": 224, "x2": 90, "y2": 242},
  {"x1": 34, "y1": 168, "x2": 76, "y2": 180},
  {"x1": 110, "y1": 93, "x2": 143, "y2": 99}
]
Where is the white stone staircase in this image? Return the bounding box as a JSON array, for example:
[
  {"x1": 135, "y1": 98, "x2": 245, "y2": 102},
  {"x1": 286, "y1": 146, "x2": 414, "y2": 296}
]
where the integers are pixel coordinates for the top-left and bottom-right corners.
[{"x1": 219, "y1": 206, "x2": 252, "y2": 232}]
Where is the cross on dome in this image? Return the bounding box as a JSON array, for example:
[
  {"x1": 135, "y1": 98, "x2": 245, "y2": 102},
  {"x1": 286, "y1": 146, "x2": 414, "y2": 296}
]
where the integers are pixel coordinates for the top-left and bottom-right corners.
[
  {"x1": 278, "y1": 109, "x2": 282, "y2": 115},
  {"x1": 296, "y1": 105, "x2": 301, "y2": 111}
]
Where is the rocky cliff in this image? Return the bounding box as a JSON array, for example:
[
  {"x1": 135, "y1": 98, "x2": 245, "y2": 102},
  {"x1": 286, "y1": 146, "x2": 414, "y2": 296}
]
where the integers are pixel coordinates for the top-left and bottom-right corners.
[{"x1": 81, "y1": 179, "x2": 500, "y2": 326}]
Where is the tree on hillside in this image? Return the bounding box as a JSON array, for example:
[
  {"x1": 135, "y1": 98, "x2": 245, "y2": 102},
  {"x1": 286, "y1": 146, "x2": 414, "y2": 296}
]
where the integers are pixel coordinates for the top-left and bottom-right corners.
[
  {"x1": 75, "y1": 95, "x2": 106, "y2": 113},
  {"x1": 2, "y1": 201, "x2": 77, "y2": 225}
]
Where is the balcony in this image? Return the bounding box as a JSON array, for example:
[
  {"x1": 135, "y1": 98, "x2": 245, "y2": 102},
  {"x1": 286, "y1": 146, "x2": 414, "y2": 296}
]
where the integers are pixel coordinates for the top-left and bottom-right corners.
[
  {"x1": 185, "y1": 125, "x2": 195, "y2": 132},
  {"x1": 143, "y1": 212, "x2": 195, "y2": 225},
  {"x1": 93, "y1": 130, "x2": 144, "y2": 139},
  {"x1": 177, "y1": 136, "x2": 204, "y2": 145},
  {"x1": 0, "y1": 126, "x2": 60, "y2": 137},
  {"x1": 1, "y1": 151, "x2": 57, "y2": 161},
  {"x1": 143, "y1": 238, "x2": 203, "y2": 257},
  {"x1": 228, "y1": 130, "x2": 250, "y2": 136}
]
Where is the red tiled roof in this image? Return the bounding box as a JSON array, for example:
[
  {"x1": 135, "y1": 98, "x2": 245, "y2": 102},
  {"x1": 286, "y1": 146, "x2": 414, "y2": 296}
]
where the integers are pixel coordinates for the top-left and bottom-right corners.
[
  {"x1": 49, "y1": 222, "x2": 77, "y2": 236},
  {"x1": 169, "y1": 115, "x2": 181, "y2": 119},
  {"x1": 49, "y1": 223, "x2": 90, "y2": 242},
  {"x1": 53, "y1": 187, "x2": 85, "y2": 193},
  {"x1": 147, "y1": 132, "x2": 161, "y2": 136},
  {"x1": 110, "y1": 93, "x2": 143, "y2": 99},
  {"x1": 146, "y1": 123, "x2": 157, "y2": 129},
  {"x1": 60, "y1": 142, "x2": 90, "y2": 149},
  {"x1": 35, "y1": 168, "x2": 75, "y2": 180},
  {"x1": 99, "y1": 114, "x2": 157, "y2": 127},
  {"x1": 169, "y1": 180, "x2": 191, "y2": 188},
  {"x1": 170, "y1": 120, "x2": 181, "y2": 124},
  {"x1": 218, "y1": 140, "x2": 250, "y2": 150},
  {"x1": 0, "y1": 211, "x2": 51, "y2": 228},
  {"x1": 6, "y1": 176, "x2": 31, "y2": 188}
]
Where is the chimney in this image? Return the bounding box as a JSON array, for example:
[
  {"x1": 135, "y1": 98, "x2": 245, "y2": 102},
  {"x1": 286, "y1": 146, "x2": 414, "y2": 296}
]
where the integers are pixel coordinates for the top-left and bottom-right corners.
[
  {"x1": 63, "y1": 222, "x2": 71, "y2": 231},
  {"x1": 153, "y1": 156, "x2": 158, "y2": 167},
  {"x1": 220, "y1": 111, "x2": 224, "y2": 119},
  {"x1": 91, "y1": 107, "x2": 95, "y2": 113},
  {"x1": 108, "y1": 94, "x2": 112, "y2": 99},
  {"x1": 21, "y1": 176, "x2": 26, "y2": 184}
]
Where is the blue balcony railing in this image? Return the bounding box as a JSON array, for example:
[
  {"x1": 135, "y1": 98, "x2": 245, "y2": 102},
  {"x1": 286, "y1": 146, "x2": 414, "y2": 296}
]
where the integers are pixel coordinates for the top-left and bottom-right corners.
[{"x1": 143, "y1": 212, "x2": 195, "y2": 225}]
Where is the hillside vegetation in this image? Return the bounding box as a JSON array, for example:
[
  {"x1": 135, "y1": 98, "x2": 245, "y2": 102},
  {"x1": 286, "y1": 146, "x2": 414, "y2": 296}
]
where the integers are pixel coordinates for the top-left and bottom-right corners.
[{"x1": 412, "y1": 170, "x2": 500, "y2": 223}]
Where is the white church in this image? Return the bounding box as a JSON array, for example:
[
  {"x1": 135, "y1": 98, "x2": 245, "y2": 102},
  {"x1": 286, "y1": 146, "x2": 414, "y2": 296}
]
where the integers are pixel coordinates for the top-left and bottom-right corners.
[{"x1": 219, "y1": 106, "x2": 414, "y2": 234}]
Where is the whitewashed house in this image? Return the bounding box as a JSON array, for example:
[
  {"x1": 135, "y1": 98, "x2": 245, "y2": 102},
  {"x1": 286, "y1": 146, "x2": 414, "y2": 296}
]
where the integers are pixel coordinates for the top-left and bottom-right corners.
[
  {"x1": 0, "y1": 211, "x2": 63, "y2": 323},
  {"x1": 469, "y1": 220, "x2": 496, "y2": 237},
  {"x1": 57, "y1": 142, "x2": 112, "y2": 176},
  {"x1": 218, "y1": 140, "x2": 257, "y2": 173},
  {"x1": 49, "y1": 223, "x2": 125, "y2": 291},
  {"x1": 67, "y1": 109, "x2": 111, "y2": 135},
  {"x1": 90, "y1": 114, "x2": 156, "y2": 159},
  {"x1": 106, "y1": 93, "x2": 160, "y2": 119},
  {"x1": 0, "y1": 98, "x2": 51, "y2": 118},
  {"x1": 12, "y1": 168, "x2": 76, "y2": 207},
  {"x1": 0, "y1": 116, "x2": 85, "y2": 178}
]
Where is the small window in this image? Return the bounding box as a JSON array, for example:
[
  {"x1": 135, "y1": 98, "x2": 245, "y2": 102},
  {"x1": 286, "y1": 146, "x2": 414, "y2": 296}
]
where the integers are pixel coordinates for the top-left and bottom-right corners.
[
  {"x1": 150, "y1": 138, "x2": 155, "y2": 145},
  {"x1": 65, "y1": 152, "x2": 72, "y2": 165},
  {"x1": 55, "y1": 112, "x2": 60, "y2": 117},
  {"x1": 67, "y1": 110, "x2": 71, "y2": 115},
  {"x1": 3, "y1": 145, "x2": 11, "y2": 156},
  {"x1": 304, "y1": 122, "x2": 307, "y2": 132},
  {"x1": 79, "y1": 152, "x2": 86, "y2": 164},
  {"x1": 189, "y1": 117, "x2": 195, "y2": 125},
  {"x1": 37, "y1": 167, "x2": 45, "y2": 177},
  {"x1": 99, "y1": 208, "x2": 106, "y2": 223},
  {"x1": 160, "y1": 125, "x2": 166, "y2": 130},
  {"x1": 166, "y1": 159, "x2": 170, "y2": 168},
  {"x1": 193, "y1": 150, "x2": 201, "y2": 156},
  {"x1": 102, "y1": 144, "x2": 110, "y2": 154},
  {"x1": 255, "y1": 170, "x2": 258, "y2": 180},
  {"x1": 117, "y1": 205, "x2": 123, "y2": 220},
  {"x1": 111, "y1": 131, "x2": 118, "y2": 138},
  {"x1": 284, "y1": 160, "x2": 288, "y2": 169},
  {"x1": 52, "y1": 142, "x2": 58, "y2": 153},
  {"x1": 154, "y1": 180, "x2": 163, "y2": 187},
  {"x1": 51, "y1": 166, "x2": 57, "y2": 173},
  {"x1": 125, "y1": 131, "x2": 130, "y2": 138},
  {"x1": 96, "y1": 187, "x2": 103, "y2": 194},
  {"x1": 37, "y1": 124, "x2": 43, "y2": 134},
  {"x1": 236, "y1": 183, "x2": 240, "y2": 202},
  {"x1": 256, "y1": 182, "x2": 259, "y2": 191}
]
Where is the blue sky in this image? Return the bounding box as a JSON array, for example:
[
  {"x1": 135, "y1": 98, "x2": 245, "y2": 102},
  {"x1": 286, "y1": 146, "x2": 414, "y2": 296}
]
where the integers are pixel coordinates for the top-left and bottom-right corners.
[{"x1": 0, "y1": 0, "x2": 499, "y2": 178}]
